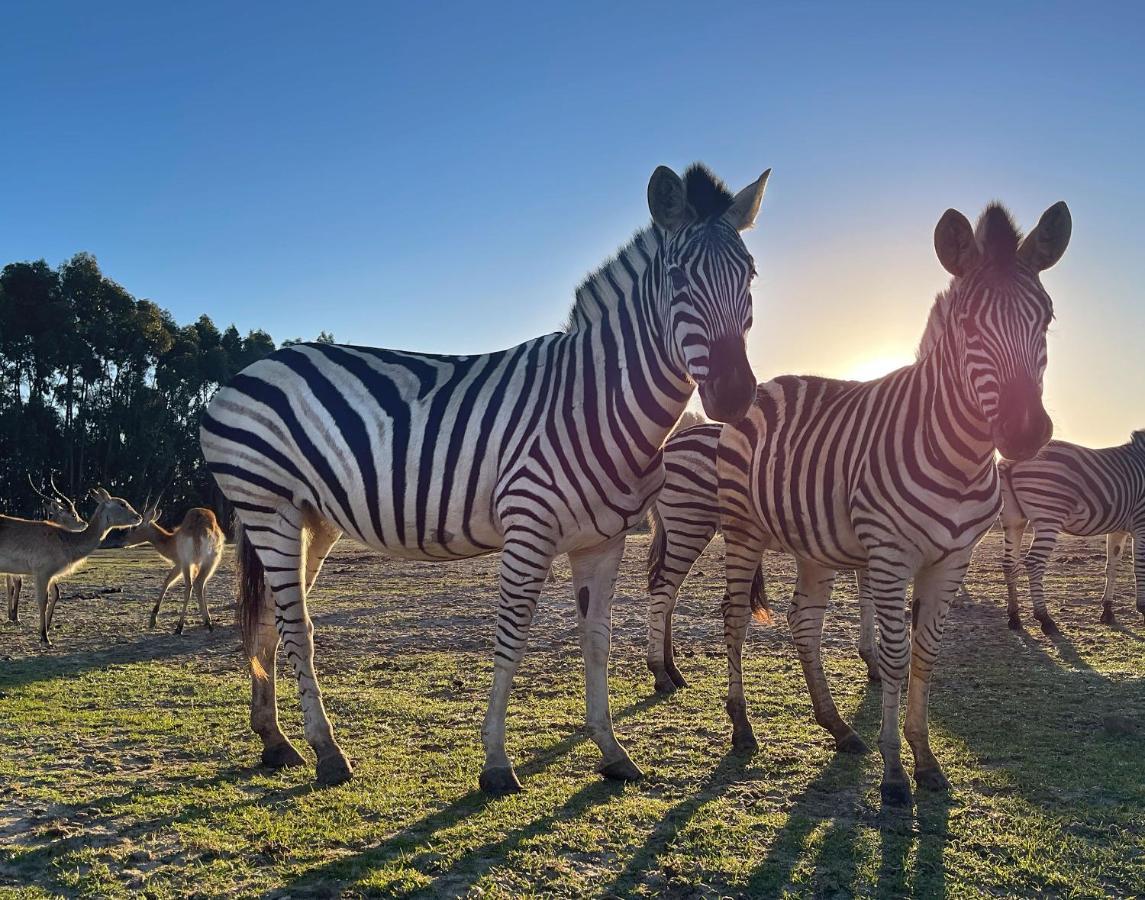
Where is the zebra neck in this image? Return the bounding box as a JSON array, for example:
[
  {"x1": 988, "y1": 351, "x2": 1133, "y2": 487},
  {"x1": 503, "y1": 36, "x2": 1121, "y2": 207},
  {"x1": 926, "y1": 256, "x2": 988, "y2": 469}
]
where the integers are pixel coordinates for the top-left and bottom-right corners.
[{"x1": 915, "y1": 334, "x2": 996, "y2": 479}]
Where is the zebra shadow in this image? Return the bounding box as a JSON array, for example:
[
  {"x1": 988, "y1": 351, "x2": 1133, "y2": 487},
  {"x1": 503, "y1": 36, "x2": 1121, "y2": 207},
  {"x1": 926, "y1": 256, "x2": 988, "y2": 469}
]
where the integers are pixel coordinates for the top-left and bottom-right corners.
[{"x1": 276, "y1": 691, "x2": 671, "y2": 896}]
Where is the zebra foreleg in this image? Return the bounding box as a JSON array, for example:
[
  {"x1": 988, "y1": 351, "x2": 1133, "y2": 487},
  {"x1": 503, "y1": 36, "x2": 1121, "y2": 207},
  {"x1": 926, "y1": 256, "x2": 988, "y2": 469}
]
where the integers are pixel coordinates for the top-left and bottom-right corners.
[
  {"x1": 855, "y1": 570, "x2": 880, "y2": 683},
  {"x1": 571, "y1": 533, "x2": 642, "y2": 782},
  {"x1": 720, "y1": 530, "x2": 767, "y2": 753},
  {"x1": 1099, "y1": 531, "x2": 1130, "y2": 625},
  {"x1": 790, "y1": 561, "x2": 866, "y2": 753},
  {"x1": 1133, "y1": 525, "x2": 1145, "y2": 623},
  {"x1": 869, "y1": 556, "x2": 913, "y2": 805},
  {"x1": 1024, "y1": 525, "x2": 1061, "y2": 635},
  {"x1": 479, "y1": 534, "x2": 555, "y2": 796},
  {"x1": 647, "y1": 520, "x2": 716, "y2": 694},
  {"x1": 904, "y1": 562, "x2": 965, "y2": 794},
  {"x1": 1002, "y1": 520, "x2": 1028, "y2": 629}
]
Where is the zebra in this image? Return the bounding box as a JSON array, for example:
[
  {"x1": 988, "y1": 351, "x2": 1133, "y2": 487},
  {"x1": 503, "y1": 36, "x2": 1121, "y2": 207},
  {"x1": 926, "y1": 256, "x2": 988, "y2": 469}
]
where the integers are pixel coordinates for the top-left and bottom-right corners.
[
  {"x1": 200, "y1": 162, "x2": 771, "y2": 794},
  {"x1": 645, "y1": 421, "x2": 880, "y2": 695},
  {"x1": 714, "y1": 199, "x2": 1071, "y2": 806},
  {"x1": 1000, "y1": 431, "x2": 1145, "y2": 631}
]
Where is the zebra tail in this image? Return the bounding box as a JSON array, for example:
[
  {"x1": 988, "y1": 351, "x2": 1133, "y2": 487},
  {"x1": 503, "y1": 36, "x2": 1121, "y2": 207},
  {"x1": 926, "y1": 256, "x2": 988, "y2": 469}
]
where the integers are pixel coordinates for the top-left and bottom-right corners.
[
  {"x1": 235, "y1": 520, "x2": 269, "y2": 679},
  {"x1": 646, "y1": 504, "x2": 667, "y2": 596},
  {"x1": 750, "y1": 562, "x2": 771, "y2": 624}
]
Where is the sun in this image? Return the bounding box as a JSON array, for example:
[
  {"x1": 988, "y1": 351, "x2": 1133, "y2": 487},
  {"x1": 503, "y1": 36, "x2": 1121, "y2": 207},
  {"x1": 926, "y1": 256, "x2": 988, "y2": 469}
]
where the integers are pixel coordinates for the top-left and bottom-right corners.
[{"x1": 842, "y1": 353, "x2": 913, "y2": 382}]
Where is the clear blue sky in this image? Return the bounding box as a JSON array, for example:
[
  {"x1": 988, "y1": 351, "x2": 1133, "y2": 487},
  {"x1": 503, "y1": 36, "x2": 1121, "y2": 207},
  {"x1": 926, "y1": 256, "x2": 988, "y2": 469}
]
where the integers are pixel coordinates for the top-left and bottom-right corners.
[{"x1": 2, "y1": 2, "x2": 1142, "y2": 445}]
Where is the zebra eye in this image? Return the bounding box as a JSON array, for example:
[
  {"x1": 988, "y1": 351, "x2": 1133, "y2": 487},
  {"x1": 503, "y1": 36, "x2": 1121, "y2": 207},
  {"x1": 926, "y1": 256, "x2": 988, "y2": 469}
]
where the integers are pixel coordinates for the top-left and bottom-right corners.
[{"x1": 668, "y1": 267, "x2": 689, "y2": 292}]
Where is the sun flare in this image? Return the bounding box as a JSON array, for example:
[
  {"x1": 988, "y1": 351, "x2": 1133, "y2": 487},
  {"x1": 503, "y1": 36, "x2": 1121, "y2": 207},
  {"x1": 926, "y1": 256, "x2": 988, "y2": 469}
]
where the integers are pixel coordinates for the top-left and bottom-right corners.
[{"x1": 842, "y1": 353, "x2": 914, "y2": 382}]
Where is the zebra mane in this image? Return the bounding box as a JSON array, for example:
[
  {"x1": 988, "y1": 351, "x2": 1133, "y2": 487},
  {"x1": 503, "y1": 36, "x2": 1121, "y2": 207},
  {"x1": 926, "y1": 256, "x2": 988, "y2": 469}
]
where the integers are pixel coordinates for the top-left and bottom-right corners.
[
  {"x1": 915, "y1": 203, "x2": 1026, "y2": 358},
  {"x1": 564, "y1": 165, "x2": 734, "y2": 332},
  {"x1": 1131, "y1": 430, "x2": 1145, "y2": 454}
]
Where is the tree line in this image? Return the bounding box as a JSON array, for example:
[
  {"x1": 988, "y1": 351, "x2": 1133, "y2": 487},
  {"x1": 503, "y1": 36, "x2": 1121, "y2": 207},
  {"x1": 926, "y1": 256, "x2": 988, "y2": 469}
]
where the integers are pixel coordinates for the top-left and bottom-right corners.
[{"x1": 0, "y1": 252, "x2": 329, "y2": 529}]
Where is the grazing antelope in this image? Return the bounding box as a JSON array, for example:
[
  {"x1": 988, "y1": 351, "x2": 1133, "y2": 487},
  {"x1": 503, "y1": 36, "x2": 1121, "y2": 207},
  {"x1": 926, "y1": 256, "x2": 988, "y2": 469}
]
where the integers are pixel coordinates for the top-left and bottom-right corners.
[
  {"x1": 6, "y1": 477, "x2": 86, "y2": 623},
  {"x1": 0, "y1": 487, "x2": 141, "y2": 644},
  {"x1": 122, "y1": 503, "x2": 225, "y2": 634}
]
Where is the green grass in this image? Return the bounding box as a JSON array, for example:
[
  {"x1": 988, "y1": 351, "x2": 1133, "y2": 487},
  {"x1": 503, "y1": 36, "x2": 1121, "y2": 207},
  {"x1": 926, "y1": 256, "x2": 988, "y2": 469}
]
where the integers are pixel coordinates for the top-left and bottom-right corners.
[{"x1": 0, "y1": 536, "x2": 1142, "y2": 897}]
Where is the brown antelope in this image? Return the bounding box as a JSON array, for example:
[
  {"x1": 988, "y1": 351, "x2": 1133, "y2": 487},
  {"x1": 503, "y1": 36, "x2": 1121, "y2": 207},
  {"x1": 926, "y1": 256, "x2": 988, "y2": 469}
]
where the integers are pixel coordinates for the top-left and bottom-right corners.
[
  {"x1": 122, "y1": 503, "x2": 225, "y2": 634},
  {"x1": 0, "y1": 487, "x2": 141, "y2": 644},
  {"x1": 6, "y1": 477, "x2": 87, "y2": 623}
]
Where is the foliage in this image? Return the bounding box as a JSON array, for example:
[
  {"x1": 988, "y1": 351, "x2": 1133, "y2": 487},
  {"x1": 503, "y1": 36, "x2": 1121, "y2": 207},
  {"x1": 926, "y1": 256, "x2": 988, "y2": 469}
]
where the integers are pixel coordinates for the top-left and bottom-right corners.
[{"x1": 0, "y1": 253, "x2": 325, "y2": 522}]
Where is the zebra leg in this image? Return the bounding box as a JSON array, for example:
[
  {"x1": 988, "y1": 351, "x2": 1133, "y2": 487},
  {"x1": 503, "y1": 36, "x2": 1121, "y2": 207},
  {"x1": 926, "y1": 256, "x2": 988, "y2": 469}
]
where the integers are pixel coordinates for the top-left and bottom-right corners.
[
  {"x1": 855, "y1": 570, "x2": 880, "y2": 683},
  {"x1": 721, "y1": 529, "x2": 767, "y2": 752},
  {"x1": 905, "y1": 562, "x2": 965, "y2": 793},
  {"x1": 1133, "y1": 526, "x2": 1145, "y2": 623},
  {"x1": 250, "y1": 510, "x2": 351, "y2": 786},
  {"x1": 647, "y1": 521, "x2": 716, "y2": 694},
  {"x1": 1002, "y1": 520, "x2": 1028, "y2": 629},
  {"x1": 1025, "y1": 525, "x2": 1062, "y2": 635},
  {"x1": 1099, "y1": 531, "x2": 1130, "y2": 625},
  {"x1": 250, "y1": 587, "x2": 305, "y2": 770},
  {"x1": 571, "y1": 533, "x2": 642, "y2": 782},
  {"x1": 174, "y1": 566, "x2": 194, "y2": 634},
  {"x1": 149, "y1": 566, "x2": 182, "y2": 629},
  {"x1": 868, "y1": 557, "x2": 913, "y2": 805},
  {"x1": 789, "y1": 561, "x2": 866, "y2": 753},
  {"x1": 479, "y1": 535, "x2": 555, "y2": 796}
]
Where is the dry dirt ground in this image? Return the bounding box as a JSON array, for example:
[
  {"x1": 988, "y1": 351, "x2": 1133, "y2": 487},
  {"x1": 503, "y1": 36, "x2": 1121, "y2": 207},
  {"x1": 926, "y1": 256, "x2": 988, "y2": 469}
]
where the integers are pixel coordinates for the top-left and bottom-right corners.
[{"x1": 0, "y1": 532, "x2": 1142, "y2": 898}]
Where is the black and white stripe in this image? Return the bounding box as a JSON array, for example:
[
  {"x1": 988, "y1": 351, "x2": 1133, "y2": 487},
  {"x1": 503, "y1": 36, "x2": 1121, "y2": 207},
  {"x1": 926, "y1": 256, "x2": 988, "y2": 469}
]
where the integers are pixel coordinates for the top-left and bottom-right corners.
[
  {"x1": 1001, "y1": 431, "x2": 1145, "y2": 630},
  {"x1": 200, "y1": 163, "x2": 770, "y2": 793},
  {"x1": 644, "y1": 422, "x2": 880, "y2": 694},
  {"x1": 713, "y1": 200, "x2": 1071, "y2": 806}
]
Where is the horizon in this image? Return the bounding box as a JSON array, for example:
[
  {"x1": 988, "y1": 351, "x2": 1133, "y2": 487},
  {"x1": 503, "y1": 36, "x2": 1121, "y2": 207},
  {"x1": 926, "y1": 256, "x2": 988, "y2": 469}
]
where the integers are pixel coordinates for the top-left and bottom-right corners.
[{"x1": 2, "y1": 2, "x2": 1142, "y2": 446}]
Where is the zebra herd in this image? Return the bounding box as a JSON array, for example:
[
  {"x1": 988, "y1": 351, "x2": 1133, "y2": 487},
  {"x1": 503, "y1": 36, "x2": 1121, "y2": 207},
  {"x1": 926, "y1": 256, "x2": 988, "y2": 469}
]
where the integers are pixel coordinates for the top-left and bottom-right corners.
[{"x1": 9, "y1": 162, "x2": 1138, "y2": 808}]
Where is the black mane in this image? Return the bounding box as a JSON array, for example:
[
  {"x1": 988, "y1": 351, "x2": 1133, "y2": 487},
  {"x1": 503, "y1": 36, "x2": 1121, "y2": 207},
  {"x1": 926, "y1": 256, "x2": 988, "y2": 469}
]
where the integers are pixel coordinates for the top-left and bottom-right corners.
[
  {"x1": 683, "y1": 163, "x2": 734, "y2": 220},
  {"x1": 975, "y1": 202, "x2": 1023, "y2": 267}
]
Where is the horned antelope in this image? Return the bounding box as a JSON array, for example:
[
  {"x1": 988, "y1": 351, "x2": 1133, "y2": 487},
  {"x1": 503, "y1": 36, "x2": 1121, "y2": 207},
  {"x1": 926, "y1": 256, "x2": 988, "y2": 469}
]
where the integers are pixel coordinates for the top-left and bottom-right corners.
[
  {"x1": 6, "y1": 477, "x2": 86, "y2": 624},
  {"x1": 122, "y1": 503, "x2": 225, "y2": 634},
  {"x1": 0, "y1": 487, "x2": 141, "y2": 644}
]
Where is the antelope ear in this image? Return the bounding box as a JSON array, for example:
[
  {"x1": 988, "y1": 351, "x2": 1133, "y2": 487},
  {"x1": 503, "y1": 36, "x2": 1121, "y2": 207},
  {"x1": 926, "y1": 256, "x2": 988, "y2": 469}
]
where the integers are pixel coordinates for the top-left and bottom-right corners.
[
  {"x1": 647, "y1": 166, "x2": 690, "y2": 231},
  {"x1": 934, "y1": 208, "x2": 981, "y2": 276},
  {"x1": 1018, "y1": 201, "x2": 1072, "y2": 271},
  {"x1": 90, "y1": 487, "x2": 111, "y2": 502},
  {"x1": 723, "y1": 169, "x2": 771, "y2": 232}
]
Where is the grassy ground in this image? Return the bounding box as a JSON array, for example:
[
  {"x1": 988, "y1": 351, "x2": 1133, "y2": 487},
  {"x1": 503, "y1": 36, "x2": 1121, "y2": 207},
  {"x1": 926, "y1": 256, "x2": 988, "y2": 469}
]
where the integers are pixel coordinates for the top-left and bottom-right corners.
[{"x1": 0, "y1": 533, "x2": 1142, "y2": 898}]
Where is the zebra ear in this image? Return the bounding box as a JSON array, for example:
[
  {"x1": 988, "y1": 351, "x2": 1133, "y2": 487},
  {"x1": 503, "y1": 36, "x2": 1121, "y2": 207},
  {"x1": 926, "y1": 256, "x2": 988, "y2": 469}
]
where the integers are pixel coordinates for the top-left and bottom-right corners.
[
  {"x1": 647, "y1": 166, "x2": 690, "y2": 231},
  {"x1": 1018, "y1": 201, "x2": 1072, "y2": 271},
  {"x1": 934, "y1": 209, "x2": 980, "y2": 277},
  {"x1": 724, "y1": 169, "x2": 771, "y2": 232}
]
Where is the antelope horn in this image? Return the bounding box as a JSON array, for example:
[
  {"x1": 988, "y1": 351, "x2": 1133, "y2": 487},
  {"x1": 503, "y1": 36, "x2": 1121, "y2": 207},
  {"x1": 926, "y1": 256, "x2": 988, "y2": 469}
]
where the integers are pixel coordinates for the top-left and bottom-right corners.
[
  {"x1": 48, "y1": 473, "x2": 72, "y2": 504},
  {"x1": 27, "y1": 474, "x2": 53, "y2": 503}
]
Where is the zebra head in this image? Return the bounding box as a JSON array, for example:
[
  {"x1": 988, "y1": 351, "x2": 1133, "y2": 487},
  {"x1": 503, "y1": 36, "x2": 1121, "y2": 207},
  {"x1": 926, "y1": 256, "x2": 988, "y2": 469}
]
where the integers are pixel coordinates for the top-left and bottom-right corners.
[
  {"x1": 647, "y1": 164, "x2": 770, "y2": 423},
  {"x1": 934, "y1": 201, "x2": 1072, "y2": 461}
]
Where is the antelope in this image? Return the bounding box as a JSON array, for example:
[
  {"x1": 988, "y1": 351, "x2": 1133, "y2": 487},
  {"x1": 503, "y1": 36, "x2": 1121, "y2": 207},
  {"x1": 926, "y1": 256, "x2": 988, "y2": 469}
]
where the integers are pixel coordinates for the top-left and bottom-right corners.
[
  {"x1": 0, "y1": 487, "x2": 141, "y2": 644},
  {"x1": 6, "y1": 476, "x2": 87, "y2": 623},
  {"x1": 122, "y1": 502, "x2": 225, "y2": 634}
]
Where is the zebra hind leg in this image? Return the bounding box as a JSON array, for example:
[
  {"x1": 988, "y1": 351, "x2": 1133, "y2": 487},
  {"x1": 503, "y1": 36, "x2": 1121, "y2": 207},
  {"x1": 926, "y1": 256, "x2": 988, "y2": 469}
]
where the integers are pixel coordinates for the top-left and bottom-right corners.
[
  {"x1": 646, "y1": 517, "x2": 716, "y2": 694},
  {"x1": 571, "y1": 534, "x2": 642, "y2": 782},
  {"x1": 1025, "y1": 525, "x2": 1062, "y2": 636},
  {"x1": 789, "y1": 561, "x2": 866, "y2": 754},
  {"x1": 854, "y1": 570, "x2": 880, "y2": 683},
  {"x1": 720, "y1": 529, "x2": 768, "y2": 753},
  {"x1": 1099, "y1": 531, "x2": 1129, "y2": 625},
  {"x1": 479, "y1": 532, "x2": 555, "y2": 795},
  {"x1": 1002, "y1": 520, "x2": 1028, "y2": 629}
]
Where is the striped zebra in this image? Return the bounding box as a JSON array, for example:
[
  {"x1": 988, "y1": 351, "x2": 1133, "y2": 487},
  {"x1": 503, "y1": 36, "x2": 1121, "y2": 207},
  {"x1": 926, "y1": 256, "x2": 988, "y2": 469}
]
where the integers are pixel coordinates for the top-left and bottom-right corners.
[
  {"x1": 1000, "y1": 432, "x2": 1145, "y2": 631},
  {"x1": 645, "y1": 422, "x2": 880, "y2": 695},
  {"x1": 200, "y1": 162, "x2": 771, "y2": 794},
  {"x1": 715, "y1": 200, "x2": 1071, "y2": 805}
]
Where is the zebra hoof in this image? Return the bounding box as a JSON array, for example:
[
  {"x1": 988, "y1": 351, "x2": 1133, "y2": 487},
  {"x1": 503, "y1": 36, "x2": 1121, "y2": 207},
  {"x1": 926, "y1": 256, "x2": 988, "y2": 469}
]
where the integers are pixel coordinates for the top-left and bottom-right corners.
[
  {"x1": 866, "y1": 666, "x2": 882, "y2": 684},
  {"x1": 1007, "y1": 613, "x2": 1022, "y2": 630},
  {"x1": 880, "y1": 777, "x2": 913, "y2": 807},
  {"x1": 8, "y1": 613, "x2": 18, "y2": 623},
  {"x1": 1099, "y1": 605, "x2": 1115, "y2": 626},
  {"x1": 1038, "y1": 617, "x2": 1061, "y2": 637},
  {"x1": 835, "y1": 731, "x2": 869, "y2": 755},
  {"x1": 173, "y1": 622, "x2": 185, "y2": 635},
  {"x1": 666, "y1": 666, "x2": 688, "y2": 690},
  {"x1": 915, "y1": 766, "x2": 951, "y2": 792},
  {"x1": 598, "y1": 756, "x2": 644, "y2": 782},
  {"x1": 316, "y1": 752, "x2": 354, "y2": 787},
  {"x1": 653, "y1": 676, "x2": 679, "y2": 696},
  {"x1": 732, "y1": 730, "x2": 759, "y2": 754},
  {"x1": 479, "y1": 765, "x2": 522, "y2": 796},
  {"x1": 261, "y1": 742, "x2": 306, "y2": 769},
  {"x1": 205, "y1": 620, "x2": 214, "y2": 632}
]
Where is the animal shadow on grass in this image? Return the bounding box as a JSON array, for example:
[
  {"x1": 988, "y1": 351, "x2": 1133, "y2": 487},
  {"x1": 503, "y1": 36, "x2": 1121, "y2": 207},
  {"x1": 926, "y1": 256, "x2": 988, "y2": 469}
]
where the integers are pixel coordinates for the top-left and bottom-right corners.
[{"x1": 280, "y1": 693, "x2": 670, "y2": 896}]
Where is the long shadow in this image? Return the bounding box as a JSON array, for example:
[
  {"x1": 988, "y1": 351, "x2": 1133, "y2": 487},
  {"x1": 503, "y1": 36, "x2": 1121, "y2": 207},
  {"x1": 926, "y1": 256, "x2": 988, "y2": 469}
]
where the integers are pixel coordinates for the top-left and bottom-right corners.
[
  {"x1": 740, "y1": 683, "x2": 883, "y2": 896},
  {"x1": 277, "y1": 692, "x2": 669, "y2": 896}
]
